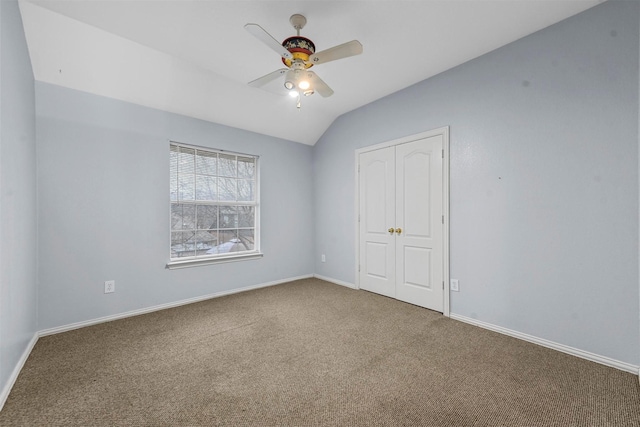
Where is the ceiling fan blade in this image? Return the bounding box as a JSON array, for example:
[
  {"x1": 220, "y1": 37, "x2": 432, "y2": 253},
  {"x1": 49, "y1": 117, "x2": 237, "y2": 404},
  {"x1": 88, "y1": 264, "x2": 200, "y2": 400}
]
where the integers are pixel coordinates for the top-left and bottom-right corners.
[
  {"x1": 308, "y1": 71, "x2": 334, "y2": 97},
  {"x1": 309, "y1": 40, "x2": 363, "y2": 65},
  {"x1": 248, "y1": 68, "x2": 288, "y2": 88},
  {"x1": 244, "y1": 23, "x2": 292, "y2": 60}
]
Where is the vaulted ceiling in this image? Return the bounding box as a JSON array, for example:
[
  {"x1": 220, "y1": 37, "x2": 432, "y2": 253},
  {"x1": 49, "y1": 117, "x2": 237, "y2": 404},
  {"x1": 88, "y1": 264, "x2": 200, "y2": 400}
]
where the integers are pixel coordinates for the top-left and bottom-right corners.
[{"x1": 20, "y1": 0, "x2": 601, "y2": 145}]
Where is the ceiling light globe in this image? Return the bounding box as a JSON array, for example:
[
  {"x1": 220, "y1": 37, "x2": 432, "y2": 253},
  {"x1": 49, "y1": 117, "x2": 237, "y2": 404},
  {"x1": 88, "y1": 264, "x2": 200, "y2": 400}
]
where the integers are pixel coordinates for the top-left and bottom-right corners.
[
  {"x1": 284, "y1": 81, "x2": 295, "y2": 90},
  {"x1": 288, "y1": 90, "x2": 299, "y2": 98},
  {"x1": 298, "y1": 80, "x2": 310, "y2": 90}
]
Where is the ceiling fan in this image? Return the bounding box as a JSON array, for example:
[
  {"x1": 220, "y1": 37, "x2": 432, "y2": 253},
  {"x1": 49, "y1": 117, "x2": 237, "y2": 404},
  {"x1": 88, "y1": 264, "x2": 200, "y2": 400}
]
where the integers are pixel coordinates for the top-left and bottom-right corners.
[{"x1": 244, "y1": 14, "x2": 363, "y2": 107}]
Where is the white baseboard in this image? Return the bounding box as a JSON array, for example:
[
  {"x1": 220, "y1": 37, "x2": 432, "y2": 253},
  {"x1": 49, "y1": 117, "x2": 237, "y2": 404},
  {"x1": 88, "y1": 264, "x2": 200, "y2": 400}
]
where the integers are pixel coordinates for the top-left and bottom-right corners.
[
  {"x1": 4, "y1": 279, "x2": 637, "y2": 412},
  {"x1": 450, "y1": 313, "x2": 639, "y2": 375},
  {"x1": 2, "y1": 275, "x2": 314, "y2": 412},
  {"x1": 313, "y1": 274, "x2": 357, "y2": 289},
  {"x1": 0, "y1": 333, "x2": 39, "y2": 412},
  {"x1": 39, "y1": 274, "x2": 313, "y2": 337}
]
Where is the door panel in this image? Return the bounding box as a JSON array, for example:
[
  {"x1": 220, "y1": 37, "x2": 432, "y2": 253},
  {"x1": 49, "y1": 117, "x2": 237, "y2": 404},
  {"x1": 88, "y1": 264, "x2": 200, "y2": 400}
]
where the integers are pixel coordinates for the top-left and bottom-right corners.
[
  {"x1": 403, "y1": 246, "x2": 431, "y2": 289},
  {"x1": 395, "y1": 135, "x2": 443, "y2": 311},
  {"x1": 359, "y1": 147, "x2": 395, "y2": 298},
  {"x1": 402, "y1": 151, "x2": 431, "y2": 238},
  {"x1": 364, "y1": 160, "x2": 388, "y2": 233},
  {"x1": 365, "y1": 242, "x2": 389, "y2": 278}
]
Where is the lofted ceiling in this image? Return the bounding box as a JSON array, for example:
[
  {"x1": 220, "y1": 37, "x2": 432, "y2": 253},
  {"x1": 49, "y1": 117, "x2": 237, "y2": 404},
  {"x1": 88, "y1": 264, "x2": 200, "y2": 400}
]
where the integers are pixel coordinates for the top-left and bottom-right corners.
[{"x1": 19, "y1": 0, "x2": 602, "y2": 145}]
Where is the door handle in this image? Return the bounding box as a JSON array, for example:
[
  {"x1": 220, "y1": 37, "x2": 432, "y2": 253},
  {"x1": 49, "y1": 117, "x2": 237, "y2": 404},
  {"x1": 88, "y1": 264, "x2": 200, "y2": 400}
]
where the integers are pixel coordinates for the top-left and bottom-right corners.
[
  {"x1": 388, "y1": 228, "x2": 395, "y2": 234},
  {"x1": 395, "y1": 228, "x2": 402, "y2": 234}
]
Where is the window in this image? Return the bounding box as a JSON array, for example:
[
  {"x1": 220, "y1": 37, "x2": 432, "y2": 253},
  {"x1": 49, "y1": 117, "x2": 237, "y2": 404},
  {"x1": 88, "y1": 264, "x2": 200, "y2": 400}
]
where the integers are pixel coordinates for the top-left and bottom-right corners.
[{"x1": 168, "y1": 142, "x2": 260, "y2": 268}]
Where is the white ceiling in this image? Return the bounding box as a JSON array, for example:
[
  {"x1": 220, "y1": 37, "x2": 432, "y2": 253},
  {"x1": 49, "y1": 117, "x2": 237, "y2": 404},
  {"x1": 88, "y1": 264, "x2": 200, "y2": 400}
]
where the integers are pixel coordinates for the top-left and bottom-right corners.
[{"x1": 19, "y1": 0, "x2": 602, "y2": 145}]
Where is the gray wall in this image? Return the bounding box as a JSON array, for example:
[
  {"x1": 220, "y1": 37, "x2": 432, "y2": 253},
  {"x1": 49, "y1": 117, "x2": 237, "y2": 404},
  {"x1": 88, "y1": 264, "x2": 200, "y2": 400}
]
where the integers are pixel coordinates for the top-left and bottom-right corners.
[
  {"x1": 0, "y1": 0, "x2": 37, "y2": 400},
  {"x1": 313, "y1": 0, "x2": 639, "y2": 365},
  {"x1": 36, "y1": 83, "x2": 314, "y2": 330}
]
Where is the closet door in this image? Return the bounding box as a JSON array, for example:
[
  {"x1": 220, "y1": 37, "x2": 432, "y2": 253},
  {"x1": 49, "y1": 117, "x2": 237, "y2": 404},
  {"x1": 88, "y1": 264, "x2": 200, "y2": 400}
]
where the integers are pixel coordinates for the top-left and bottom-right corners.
[
  {"x1": 358, "y1": 146, "x2": 396, "y2": 298},
  {"x1": 395, "y1": 136, "x2": 443, "y2": 312},
  {"x1": 358, "y1": 134, "x2": 444, "y2": 312}
]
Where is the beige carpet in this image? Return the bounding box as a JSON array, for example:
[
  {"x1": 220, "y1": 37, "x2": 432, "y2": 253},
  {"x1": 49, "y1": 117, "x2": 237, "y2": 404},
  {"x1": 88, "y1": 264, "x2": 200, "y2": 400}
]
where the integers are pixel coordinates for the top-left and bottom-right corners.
[{"x1": 1, "y1": 278, "x2": 639, "y2": 426}]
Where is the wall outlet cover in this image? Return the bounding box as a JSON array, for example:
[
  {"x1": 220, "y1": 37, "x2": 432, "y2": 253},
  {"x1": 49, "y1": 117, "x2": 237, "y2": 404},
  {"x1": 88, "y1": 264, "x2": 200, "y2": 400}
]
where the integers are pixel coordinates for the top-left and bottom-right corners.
[{"x1": 104, "y1": 280, "x2": 115, "y2": 294}]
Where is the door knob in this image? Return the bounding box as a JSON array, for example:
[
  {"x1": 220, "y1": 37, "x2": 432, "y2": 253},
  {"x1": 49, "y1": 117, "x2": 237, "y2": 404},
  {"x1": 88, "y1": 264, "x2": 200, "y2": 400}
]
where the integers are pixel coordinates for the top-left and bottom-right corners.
[
  {"x1": 388, "y1": 228, "x2": 395, "y2": 234},
  {"x1": 395, "y1": 228, "x2": 402, "y2": 234}
]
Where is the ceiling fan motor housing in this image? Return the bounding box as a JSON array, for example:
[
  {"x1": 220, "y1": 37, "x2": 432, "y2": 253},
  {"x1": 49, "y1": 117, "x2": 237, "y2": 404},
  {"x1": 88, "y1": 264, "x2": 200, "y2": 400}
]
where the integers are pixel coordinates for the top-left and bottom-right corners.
[{"x1": 281, "y1": 36, "x2": 315, "y2": 68}]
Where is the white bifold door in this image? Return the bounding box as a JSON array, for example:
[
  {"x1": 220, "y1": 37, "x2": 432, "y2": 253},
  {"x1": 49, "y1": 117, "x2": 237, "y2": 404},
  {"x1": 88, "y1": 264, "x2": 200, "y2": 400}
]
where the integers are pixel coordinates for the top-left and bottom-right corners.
[{"x1": 358, "y1": 134, "x2": 444, "y2": 312}]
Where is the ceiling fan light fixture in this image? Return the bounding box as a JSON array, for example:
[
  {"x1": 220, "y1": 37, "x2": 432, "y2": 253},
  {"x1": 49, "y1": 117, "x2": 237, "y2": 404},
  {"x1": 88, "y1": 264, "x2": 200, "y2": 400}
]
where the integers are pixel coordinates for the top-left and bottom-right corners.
[
  {"x1": 288, "y1": 90, "x2": 299, "y2": 98},
  {"x1": 303, "y1": 89, "x2": 314, "y2": 97},
  {"x1": 298, "y1": 80, "x2": 310, "y2": 90},
  {"x1": 283, "y1": 69, "x2": 296, "y2": 90}
]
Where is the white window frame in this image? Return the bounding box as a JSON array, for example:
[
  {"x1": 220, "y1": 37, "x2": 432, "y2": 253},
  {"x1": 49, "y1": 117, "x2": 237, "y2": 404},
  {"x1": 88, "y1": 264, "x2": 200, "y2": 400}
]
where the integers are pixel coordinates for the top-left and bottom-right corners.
[{"x1": 166, "y1": 141, "x2": 262, "y2": 269}]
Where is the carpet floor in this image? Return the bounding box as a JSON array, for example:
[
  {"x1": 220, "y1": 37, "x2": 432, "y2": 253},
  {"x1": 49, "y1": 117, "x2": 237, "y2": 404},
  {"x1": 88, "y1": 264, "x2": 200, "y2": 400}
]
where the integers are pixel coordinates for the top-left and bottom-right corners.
[{"x1": 1, "y1": 278, "x2": 639, "y2": 426}]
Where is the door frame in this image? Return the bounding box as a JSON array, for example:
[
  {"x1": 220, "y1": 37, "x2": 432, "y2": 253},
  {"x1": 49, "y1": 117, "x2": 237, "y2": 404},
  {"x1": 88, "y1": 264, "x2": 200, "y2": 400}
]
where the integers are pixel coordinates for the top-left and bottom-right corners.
[{"x1": 354, "y1": 126, "x2": 450, "y2": 317}]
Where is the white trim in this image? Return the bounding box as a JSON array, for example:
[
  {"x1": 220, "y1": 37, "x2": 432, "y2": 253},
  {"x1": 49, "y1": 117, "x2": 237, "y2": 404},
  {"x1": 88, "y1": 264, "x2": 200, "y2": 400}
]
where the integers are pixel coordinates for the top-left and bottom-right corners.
[
  {"x1": 314, "y1": 274, "x2": 357, "y2": 289},
  {"x1": 3, "y1": 282, "x2": 635, "y2": 411},
  {"x1": 2, "y1": 275, "x2": 313, "y2": 411},
  {"x1": 354, "y1": 126, "x2": 451, "y2": 316},
  {"x1": 39, "y1": 274, "x2": 312, "y2": 337},
  {"x1": 168, "y1": 140, "x2": 261, "y2": 267},
  {"x1": 0, "y1": 333, "x2": 39, "y2": 412},
  {"x1": 441, "y1": 127, "x2": 450, "y2": 317},
  {"x1": 166, "y1": 252, "x2": 263, "y2": 269},
  {"x1": 450, "y1": 313, "x2": 639, "y2": 375},
  {"x1": 354, "y1": 148, "x2": 361, "y2": 291},
  {"x1": 355, "y1": 127, "x2": 450, "y2": 156}
]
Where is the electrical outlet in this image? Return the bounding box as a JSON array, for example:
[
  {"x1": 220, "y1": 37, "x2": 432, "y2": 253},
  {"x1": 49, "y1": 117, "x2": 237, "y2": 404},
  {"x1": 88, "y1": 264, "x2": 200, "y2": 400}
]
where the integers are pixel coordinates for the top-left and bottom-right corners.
[
  {"x1": 104, "y1": 280, "x2": 115, "y2": 294},
  {"x1": 450, "y1": 279, "x2": 459, "y2": 292},
  {"x1": 321, "y1": 254, "x2": 326, "y2": 263}
]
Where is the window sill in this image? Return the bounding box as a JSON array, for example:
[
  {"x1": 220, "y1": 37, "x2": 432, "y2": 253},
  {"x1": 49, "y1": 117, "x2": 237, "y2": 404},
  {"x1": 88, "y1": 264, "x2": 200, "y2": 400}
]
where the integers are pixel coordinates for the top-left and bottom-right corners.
[{"x1": 166, "y1": 252, "x2": 263, "y2": 270}]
